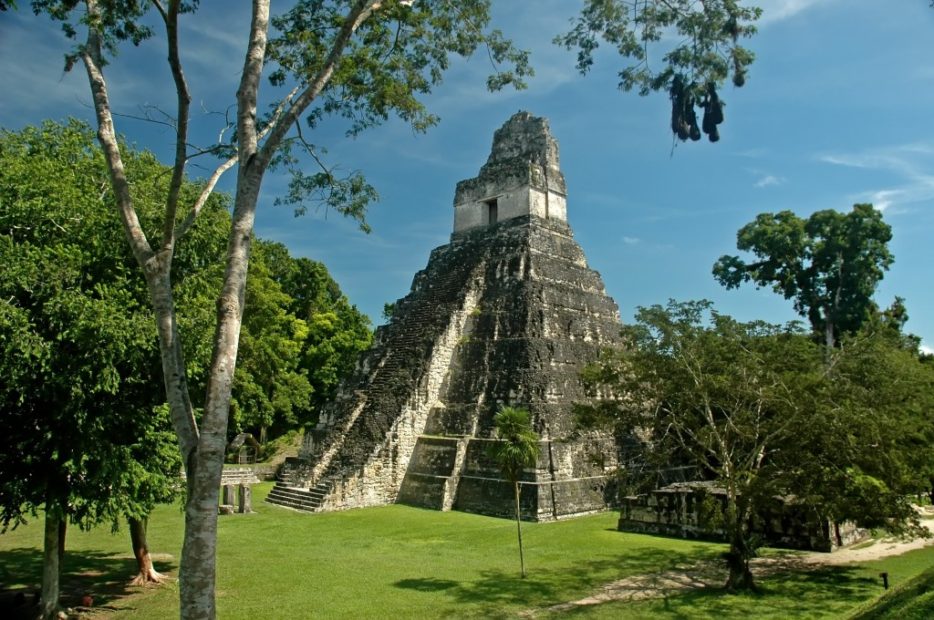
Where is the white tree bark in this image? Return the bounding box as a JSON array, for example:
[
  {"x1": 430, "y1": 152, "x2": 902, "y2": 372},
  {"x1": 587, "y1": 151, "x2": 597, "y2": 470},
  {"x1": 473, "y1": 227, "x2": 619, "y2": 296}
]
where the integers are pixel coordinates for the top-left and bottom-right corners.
[{"x1": 77, "y1": 0, "x2": 385, "y2": 616}]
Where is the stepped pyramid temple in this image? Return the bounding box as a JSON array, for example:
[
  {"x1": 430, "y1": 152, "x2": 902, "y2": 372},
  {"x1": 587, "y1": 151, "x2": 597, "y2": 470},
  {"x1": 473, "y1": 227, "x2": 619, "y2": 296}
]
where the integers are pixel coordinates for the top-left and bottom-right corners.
[{"x1": 267, "y1": 111, "x2": 625, "y2": 520}]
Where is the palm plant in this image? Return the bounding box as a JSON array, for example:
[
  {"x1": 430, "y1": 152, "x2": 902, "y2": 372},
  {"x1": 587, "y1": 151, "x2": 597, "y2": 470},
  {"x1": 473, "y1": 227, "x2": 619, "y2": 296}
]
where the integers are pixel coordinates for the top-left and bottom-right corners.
[{"x1": 490, "y1": 406, "x2": 541, "y2": 578}]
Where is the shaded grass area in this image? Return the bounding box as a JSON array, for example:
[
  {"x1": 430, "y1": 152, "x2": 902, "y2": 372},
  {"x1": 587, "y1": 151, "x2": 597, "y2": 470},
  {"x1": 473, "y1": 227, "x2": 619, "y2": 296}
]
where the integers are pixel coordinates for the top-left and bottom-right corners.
[
  {"x1": 0, "y1": 504, "x2": 183, "y2": 617},
  {"x1": 540, "y1": 546, "x2": 934, "y2": 619},
  {"x1": 1, "y1": 483, "x2": 932, "y2": 618},
  {"x1": 848, "y1": 562, "x2": 934, "y2": 620}
]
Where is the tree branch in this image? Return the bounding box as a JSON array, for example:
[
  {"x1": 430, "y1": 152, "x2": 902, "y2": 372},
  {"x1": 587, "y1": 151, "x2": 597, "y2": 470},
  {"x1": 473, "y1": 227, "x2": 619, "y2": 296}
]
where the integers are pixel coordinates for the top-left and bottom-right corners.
[
  {"x1": 161, "y1": 0, "x2": 193, "y2": 252},
  {"x1": 176, "y1": 86, "x2": 299, "y2": 240},
  {"x1": 235, "y1": 0, "x2": 271, "y2": 168},
  {"x1": 79, "y1": 0, "x2": 153, "y2": 267},
  {"x1": 257, "y1": 0, "x2": 382, "y2": 169}
]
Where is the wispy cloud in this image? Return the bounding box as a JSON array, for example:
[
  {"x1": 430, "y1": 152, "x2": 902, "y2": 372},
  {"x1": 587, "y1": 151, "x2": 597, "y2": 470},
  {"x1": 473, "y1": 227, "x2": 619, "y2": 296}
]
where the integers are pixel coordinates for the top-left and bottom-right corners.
[
  {"x1": 817, "y1": 143, "x2": 934, "y2": 212},
  {"x1": 754, "y1": 174, "x2": 785, "y2": 188},
  {"x1": 757, "y1": 0, "x2": 837, "y2": 25},
  {"x1": 622, "y1": 236, "x2": 640, "y2": 245}
]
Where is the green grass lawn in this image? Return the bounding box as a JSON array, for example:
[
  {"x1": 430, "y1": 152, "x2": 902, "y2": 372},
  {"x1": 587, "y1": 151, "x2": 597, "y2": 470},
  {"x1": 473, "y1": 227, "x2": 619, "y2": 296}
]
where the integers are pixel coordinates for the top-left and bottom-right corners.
[
  {"x1": 848, "y1": 562, "x2": 934, "y2": 620},
  {"x1": 1, "y1": 483, "x2": 933, "y2": 618}
]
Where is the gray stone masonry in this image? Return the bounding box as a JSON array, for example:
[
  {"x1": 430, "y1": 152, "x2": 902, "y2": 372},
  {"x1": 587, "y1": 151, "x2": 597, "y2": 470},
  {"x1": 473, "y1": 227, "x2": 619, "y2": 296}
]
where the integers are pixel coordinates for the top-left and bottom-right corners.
[
  {"x1": 618, "y1": 482, "x2": 869, "y2": 552},
  {"x1": 238, "y1": 483, "x2": 254, "y2": 514},
  {"x1": 266, "y1": 112, "x2": 624, "y2": 521},
  {"x1": 453, "y1": 112, "x2": 568, "y2": 233},
  {"x1": 222, "y1": 484, "x2": 237, "y2": 507}
]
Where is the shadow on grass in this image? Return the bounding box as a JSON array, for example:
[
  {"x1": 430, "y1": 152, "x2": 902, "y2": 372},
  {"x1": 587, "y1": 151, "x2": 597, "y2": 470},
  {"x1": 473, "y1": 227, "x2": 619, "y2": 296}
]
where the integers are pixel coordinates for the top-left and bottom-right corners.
[
  {"x1": 664, "y1": 565, "x2": 878, "y2": 617},
  {"x1": 394, "y1": 544, "x2": 720, "y2": 617},
  {"x1": 0, "y1": 547, "x2": 177, "y2": 618},
  {"x1": 551, "y1": 562, "x2": 882, "y2": 619},
  {"x1": 395, "y1": 578, "x2": 459, "y2": 592}
]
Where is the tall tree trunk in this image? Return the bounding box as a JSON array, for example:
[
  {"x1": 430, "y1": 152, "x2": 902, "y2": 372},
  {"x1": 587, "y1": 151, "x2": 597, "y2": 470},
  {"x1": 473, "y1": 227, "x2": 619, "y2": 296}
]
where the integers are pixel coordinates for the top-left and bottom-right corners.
[
  {"x1": 177, "y1": 165, "x2": 263, "y2": 620},
  {"x1": 724, "y1": 534, "x2": 755, "y2": 591},
  {"x1": 723, "y1": 492, "x2": 755, "y2": 591},
  {"x1": 40, "y1": 512, "x2": 63, "y2": 620},
  {"x1": 515, "y1": 481, "x2": 526, "y2": 578},
  {"x1": 129, "y1": 517, "x2": 164, "y2": 586}
]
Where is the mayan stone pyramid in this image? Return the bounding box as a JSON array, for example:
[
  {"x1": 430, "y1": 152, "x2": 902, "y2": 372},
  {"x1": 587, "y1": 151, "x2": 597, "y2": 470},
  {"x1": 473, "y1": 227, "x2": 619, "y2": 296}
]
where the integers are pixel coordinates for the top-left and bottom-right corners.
[{"x1": 266, "y1": 111, "x2": 624, "y2": 521}]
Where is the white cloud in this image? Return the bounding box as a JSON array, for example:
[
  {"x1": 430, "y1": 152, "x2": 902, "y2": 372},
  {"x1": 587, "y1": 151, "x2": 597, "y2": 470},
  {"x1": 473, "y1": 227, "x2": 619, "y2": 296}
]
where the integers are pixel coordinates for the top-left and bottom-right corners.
[
  {"x1": 818, "y1": 143, "x2": 934, "y2": 213},
  {"x1": 0, "y1": 15, "x2": 92, "y2": 122},
  {"x1": 757, "y1": 0, "x2": 837, "y2": 25},
  {"x1": 754, "y1": 174, "x2": 785, "y2": 188},
  {"x1": 921, "y1": 344, "x2": 933, "y2": 357},
  {"x1": 622, "y1": 236, "x2": 640, "y2": 245}
]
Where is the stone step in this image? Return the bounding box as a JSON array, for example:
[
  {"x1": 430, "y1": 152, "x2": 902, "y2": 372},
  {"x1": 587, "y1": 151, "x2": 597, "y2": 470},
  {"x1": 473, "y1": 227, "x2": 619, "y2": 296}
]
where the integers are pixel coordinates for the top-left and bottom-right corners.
[
  {"x1": 267, "y1": 486, "x2": 315, "y2": 501},
  {"x1": 265, "y1": 486, "x2": 322, "y2": 512},
  {"x1": 266, "y1": 496, "x2": 319, "y2": 512},
  {"x1": 266, "y1": 497, "x2": 318, "y2": 511}
]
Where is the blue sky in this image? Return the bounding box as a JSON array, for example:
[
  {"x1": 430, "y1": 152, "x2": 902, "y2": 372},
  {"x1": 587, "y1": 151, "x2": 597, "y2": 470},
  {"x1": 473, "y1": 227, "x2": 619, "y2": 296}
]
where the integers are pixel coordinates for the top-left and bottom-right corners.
[{"x1": 2, "y1": 1, "x2": 933, "y2": 351}]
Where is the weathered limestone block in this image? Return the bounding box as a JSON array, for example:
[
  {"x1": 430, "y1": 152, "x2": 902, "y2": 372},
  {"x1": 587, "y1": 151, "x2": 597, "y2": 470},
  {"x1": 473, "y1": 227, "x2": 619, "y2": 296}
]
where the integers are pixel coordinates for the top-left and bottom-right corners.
[
  {"x1": 222, "y1": 484, "x2": 237, "y2": 507},
  {"x1": 238, "y1": 483, "x2": 253, "y2": 514}
]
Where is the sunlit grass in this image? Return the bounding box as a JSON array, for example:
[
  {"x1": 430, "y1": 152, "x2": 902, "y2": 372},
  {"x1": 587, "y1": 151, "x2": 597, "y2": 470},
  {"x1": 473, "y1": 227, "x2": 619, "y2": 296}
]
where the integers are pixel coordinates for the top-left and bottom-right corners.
[{"x1": 1, "y1": 483, "x2": 933, "y2": 618}]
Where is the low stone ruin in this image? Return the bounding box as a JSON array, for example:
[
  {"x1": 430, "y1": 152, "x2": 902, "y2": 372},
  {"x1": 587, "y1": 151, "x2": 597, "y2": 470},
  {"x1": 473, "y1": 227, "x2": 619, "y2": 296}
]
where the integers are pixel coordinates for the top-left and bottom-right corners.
[{"x1": 618, "y1": 482, "x2": 868, "y2": 552}]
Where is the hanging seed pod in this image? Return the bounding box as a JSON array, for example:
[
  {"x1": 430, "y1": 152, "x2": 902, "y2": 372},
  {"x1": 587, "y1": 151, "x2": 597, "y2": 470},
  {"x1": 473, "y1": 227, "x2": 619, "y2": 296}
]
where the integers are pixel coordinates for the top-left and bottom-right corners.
[
  {"x1": 670, "y1": 75, "x2": 694, "y2": 141},
  {"x1": 671, "y1": 100, "x2": 683, "y2": 136},
  {"x1": 708, "y1": 125, "x2": 720, "y2": 143},
  {"x1": 676, "y1": 118, "x2": 690, "y2": 141},
  {"x1": 707, "y1": 84, "x2": 724, "y2": 125},
  {"x1": 670, "y1": 76, "x2": 685, "y2": 136},
  {"x1": 702, "y1": 99, "x2": 715, "y2": 136},
  {"x1": 724, "y1": 15, "x2": 740, "y2": 42}
]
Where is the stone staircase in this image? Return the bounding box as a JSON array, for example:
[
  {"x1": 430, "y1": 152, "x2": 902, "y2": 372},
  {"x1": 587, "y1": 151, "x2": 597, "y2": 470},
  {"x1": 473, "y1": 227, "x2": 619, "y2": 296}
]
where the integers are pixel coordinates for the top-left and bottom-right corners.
[{"x1": 265, "y1": 253, "x2": 480, "y2": 513}]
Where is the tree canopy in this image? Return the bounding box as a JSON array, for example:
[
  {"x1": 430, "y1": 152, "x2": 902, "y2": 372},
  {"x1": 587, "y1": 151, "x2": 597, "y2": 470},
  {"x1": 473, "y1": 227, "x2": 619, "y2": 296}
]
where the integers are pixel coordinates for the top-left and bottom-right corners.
[
  {"x1": 0, "y1": 119, "x2": 372, "y2": 612},
  {"x1": 712, "y1": 204, "x2": 894, "y2": 348},
  {"x1": 0, "y1": 120, "x2": 188, "y2": 614},
  {"x1": 558, "y1": 0, "x2": 762, "y2": 142},
  {"x1": 580, "y1": 300, "x2": 932, "y2": 590},
  {"x1": 0, "y1": 120, "x2": 188, "y2": 532}
]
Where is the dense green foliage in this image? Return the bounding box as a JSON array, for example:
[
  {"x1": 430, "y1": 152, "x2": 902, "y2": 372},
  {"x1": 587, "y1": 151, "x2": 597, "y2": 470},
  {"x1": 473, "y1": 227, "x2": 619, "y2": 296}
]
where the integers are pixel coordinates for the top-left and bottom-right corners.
[
  {"x1": 2, "y1": 485, "x2": 932, "y2": 618},
  {"x1": 0, "y1": 120, "x2": 371, "y2": 533},
  {"x1": 712, "y1": 204, "x2": 894, "y2": 348},
  {"x1": 257, "y1": 240, "x2": 372, "y2": 429},
  {"x1": 580, "y1": 300, "x2": 934, "y2": 589},
  {"x1": 232, "y1": 240, "x2": 372, "y2": 442},
  {"x1": 557, "y1": 0, "x2": 761, "y2": 141},
  {"x1": 0, "y1": 120, "x2": 188, "y2": 531}
]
